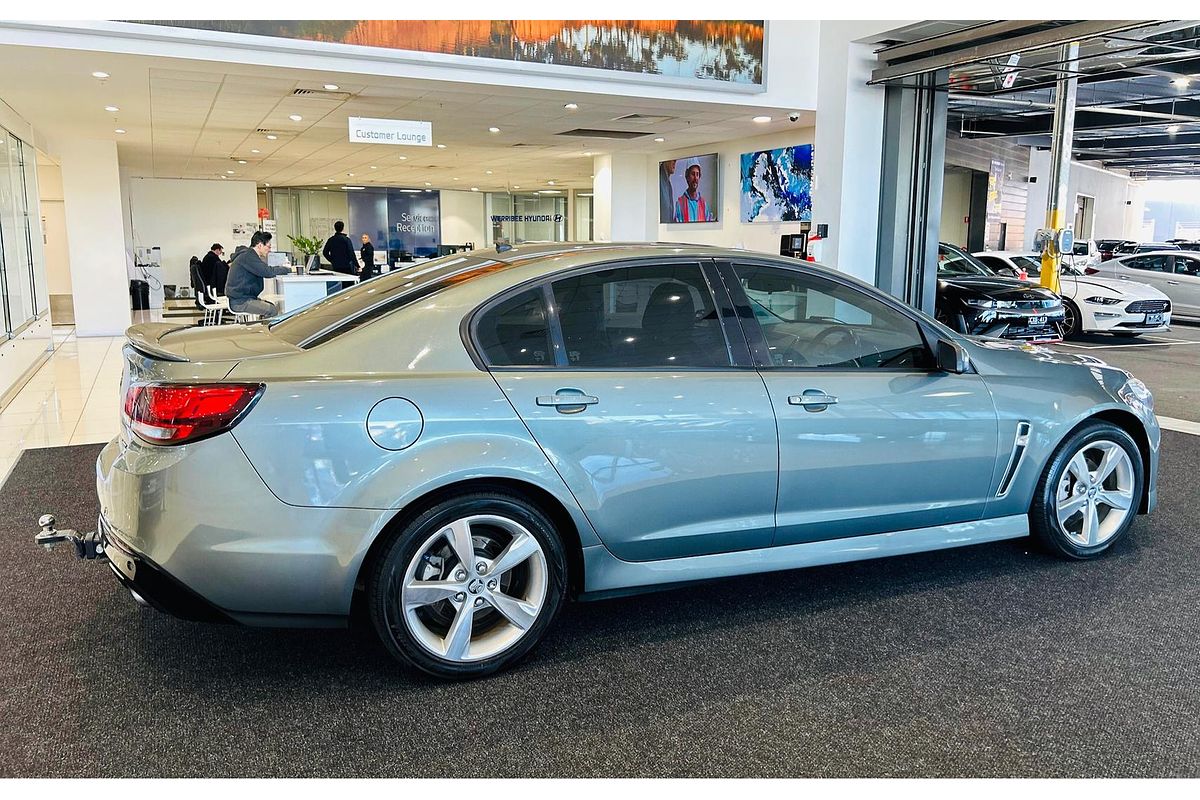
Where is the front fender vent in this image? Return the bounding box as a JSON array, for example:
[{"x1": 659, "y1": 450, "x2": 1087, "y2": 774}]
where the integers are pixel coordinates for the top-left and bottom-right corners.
[{"x1": 997, "y1": 421, "x2": 1032, "y2": 498}]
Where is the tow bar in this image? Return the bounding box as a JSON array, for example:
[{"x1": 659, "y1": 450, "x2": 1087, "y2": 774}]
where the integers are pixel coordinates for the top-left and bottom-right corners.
[{"x1": 34, "y1": 513, "x2": 106, "y2": 561}]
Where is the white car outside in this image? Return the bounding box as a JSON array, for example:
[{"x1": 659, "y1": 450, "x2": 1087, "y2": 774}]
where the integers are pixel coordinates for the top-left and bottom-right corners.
[
  {"x1": 973, "y1": 251, "x2": 1171, "y2": 338},
  {"x1": 1093, "y1": 251, "x2": 1200, "y2": 320}
]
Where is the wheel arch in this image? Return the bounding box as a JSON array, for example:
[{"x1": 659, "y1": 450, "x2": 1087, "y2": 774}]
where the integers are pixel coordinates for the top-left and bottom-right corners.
[{"x1": 349, "y1": 477, "x2": 588, "y2": 624}]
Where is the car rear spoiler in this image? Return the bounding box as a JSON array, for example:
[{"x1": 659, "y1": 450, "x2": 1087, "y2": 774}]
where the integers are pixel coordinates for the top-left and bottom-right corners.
[{"x1": 125, "y1": 323, "x2": 191, "y2": 362}]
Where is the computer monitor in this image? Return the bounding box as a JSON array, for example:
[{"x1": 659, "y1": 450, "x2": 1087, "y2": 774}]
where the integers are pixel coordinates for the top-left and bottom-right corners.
[
  {"x1": 305, "y1": 254, "x2": 321, "y2": 272},
  {"x1": 267, "y1": 251, "x2": 289, "y2": 268}
]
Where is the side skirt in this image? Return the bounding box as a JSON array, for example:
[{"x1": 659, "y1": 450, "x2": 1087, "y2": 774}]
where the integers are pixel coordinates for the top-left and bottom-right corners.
[{"x1": 579, "y1": 514, "x2": 1028, "y2": 599}]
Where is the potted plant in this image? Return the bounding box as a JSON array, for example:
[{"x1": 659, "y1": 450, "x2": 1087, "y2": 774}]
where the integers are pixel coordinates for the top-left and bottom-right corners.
[{"x1": 287, "y1": 234, "x2": 323, "y2": 262}]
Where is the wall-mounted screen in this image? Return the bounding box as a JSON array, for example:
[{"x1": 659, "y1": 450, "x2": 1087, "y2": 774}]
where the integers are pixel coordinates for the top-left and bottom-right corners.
[
  {"x1": 740, "y1": 144, "x2": 813, "y2": 223},
  {"x1": 659, "y1": 154, "x2": 719, "y2": 224}
]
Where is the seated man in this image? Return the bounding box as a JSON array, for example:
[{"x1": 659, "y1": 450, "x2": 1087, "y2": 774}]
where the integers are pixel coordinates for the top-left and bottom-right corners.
[{"x1": 225, "y1": 231, "x2": 290, "y2": 317}]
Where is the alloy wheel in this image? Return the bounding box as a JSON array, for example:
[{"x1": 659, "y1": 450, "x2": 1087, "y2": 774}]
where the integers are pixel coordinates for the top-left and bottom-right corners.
[
  {"x1": 1063, "y1": 301, "x2": 1080, "y2": 338},
  {"x1": 389, "y1": 514, "x2": 548, "y2": 663},
  {"x1": 1053, "y1": 440, "x2": 1136, "y2": 548}
]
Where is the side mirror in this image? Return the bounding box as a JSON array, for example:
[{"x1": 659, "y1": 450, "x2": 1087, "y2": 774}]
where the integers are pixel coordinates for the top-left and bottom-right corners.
[{"x1": 937, "y1": 339, "x2": 971, "y2": 374}]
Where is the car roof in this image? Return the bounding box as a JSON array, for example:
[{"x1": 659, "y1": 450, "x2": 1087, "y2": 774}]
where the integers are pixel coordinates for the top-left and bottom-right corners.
[
  {"x1": 973, "y1": 251, "x2": 1040, "y2": 258},
  {"x1": 1114, "y1": 250, "x2": 1190, "y2": 258}
]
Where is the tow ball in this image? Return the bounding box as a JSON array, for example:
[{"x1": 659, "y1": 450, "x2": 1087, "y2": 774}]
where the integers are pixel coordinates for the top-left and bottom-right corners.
[{"x1": 35, "y1": 514, "x2": 106, "y2": 561}]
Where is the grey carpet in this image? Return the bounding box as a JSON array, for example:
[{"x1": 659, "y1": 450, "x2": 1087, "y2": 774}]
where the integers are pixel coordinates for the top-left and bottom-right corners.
[{"x1": 1, "y1": 435, "x2": 1198, "y2": 778}]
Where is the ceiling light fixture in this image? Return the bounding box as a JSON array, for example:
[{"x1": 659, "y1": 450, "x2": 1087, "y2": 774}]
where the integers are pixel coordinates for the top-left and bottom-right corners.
[
  {"x1": 486, "y1": 170, "x2": 493, "y2": 174},
  {"x1": 265, "y1": 183, "x2": 271, "y2": 187},
  {"x1": 564, "y1": 102, "x2": 578, "y2": 110},
  {"x1": 347, "y1": 172, "x2": 355, "y2": 177},
  {"x1": 583, "y1": 152, "x2": 592, "y2": 157},
  {"x1": 400, "y1": 188, "x2": 422, "y2": 193},
  {"x1": 237, "y1": 160, "x2": 247, "y2": 164},
  {"x1": 114, "y1": 128, "x2": 126, "y2": 134},
  {"x1": 471, "y1": 187, "x2": 479, "y2": 191},
  {"x1": 753, "y1": 115, "x2": 772, "y2": 123},
  {"x1": 547, "y1": 180, "x2": 556, "y2": 185},
  {"x1": 226, "y1": 170, "x2": 235, "y2": 174},
  {"x1": 92, "y1": 71, "x2": 110, "y2": 79},
  {"x1": 266, "y1": 134, "x2": 278, "y2": 140},
  {"x1": 342, "y1": 186, "x2": 365, "y2": 190},
  {"x1": 513, "y1": 185, "x2": 520, "y2": 188},
  {"x1": 289, "y1": 114, "x2": 303, "y2": 122},
  {"x1": 398, "y1": 155, "x2": 408, "y2": 160},
  {"x1": 424, "y1": 182, "x2": 432, "y2": 186},
  {"x1": 323, "y1": 83, "x2": 340, "y2": 91},
  {"x1": 104, "y1": 105, "x2": 119, "y2": 112},
  {"x1": 370, "y1": 165, "x2": 377, "y2": 169},
  {"x1": 251, "y1": 149, "x2": 260, "y2": 154},
  {"x1": 436, "y1": 144, "x2": 447, "y2": 149},
  {"x1": 654, "y1": 137, "x2": 665, "y2": 142},
  {"x1": 453, "y1": 177, "x2": 460, "y2": 180},
  {"x1": 488, "y1": 126, "x2": 500, "y2": 133}
]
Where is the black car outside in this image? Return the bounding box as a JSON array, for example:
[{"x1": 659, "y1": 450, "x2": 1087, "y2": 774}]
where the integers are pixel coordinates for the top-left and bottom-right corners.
[
  {"x1": 935, "y1": 243, "x2": 1065, "y2": 342},
  {"x1": 1113, "y1": 241, "x2": 1181, "y2": 256},
  {"x1": 1095, "y1": 239, "x2": 1129, "y2": 262}
]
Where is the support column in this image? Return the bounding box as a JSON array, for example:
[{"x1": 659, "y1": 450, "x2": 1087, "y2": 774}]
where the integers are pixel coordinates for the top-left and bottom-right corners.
[
  {"x1": 1040, "y1": 42, "x2": 1079, "y2": 295},
  {"x1": 875, "y1": 70, "x2": 948, "y2": 315},
  {"x1": 57, "y1": 138, "x2": 130, "y2": 336},
  {"x1": 592, "y1": 154, "x2": 653, "y2": 242}
]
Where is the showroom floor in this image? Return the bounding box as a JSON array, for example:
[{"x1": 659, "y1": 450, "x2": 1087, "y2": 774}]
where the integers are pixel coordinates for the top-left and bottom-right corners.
[{"x1": 0, "y1": 322, "x2": 1198, "y2": 777}]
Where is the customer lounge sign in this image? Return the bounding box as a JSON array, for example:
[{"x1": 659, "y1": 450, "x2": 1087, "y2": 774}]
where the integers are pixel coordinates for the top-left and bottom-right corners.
[{"x1": 348, "y1": 117, "x2": 432, "y2": 147}]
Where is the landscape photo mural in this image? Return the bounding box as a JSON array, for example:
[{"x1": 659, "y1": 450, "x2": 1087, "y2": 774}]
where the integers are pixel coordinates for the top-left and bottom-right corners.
[
  {"x1": 129, "y1": 20, "x2": 765, "y2": 84},
  {"x1": 740, "y1": 144, "x2": 813, "y2": 223}
]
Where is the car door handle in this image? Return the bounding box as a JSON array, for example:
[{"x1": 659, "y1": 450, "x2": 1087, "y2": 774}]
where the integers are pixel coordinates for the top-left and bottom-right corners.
[
  {"x1": 536, "y1": 391, "x2": 599, "y2": 414},
  {"x1": 788, "y1": 390, "x2": 838, "y2": 411}
]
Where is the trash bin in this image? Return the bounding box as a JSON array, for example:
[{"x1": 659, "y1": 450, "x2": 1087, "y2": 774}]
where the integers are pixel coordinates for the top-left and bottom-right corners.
[{"x1": 130, "y1": 279, "x2": 150, "y2": 311}]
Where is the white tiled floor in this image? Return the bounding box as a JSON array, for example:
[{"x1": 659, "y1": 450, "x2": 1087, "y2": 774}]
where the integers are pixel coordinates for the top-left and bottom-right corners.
[{"x1": 0, "y1": 328, "x2": 126, "y2": 485}]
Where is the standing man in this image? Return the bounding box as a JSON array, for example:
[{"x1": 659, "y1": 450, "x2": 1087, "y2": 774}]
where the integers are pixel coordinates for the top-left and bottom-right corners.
[
  {"x1": 674, "y1": 163, "x2": 714, "y2": 223},
  {"x1": 199, "y1": 242, "x2": 226, "y2": 297},
  {"x1": 359, "y1": 233, "x2": 376, "y2": 281},
  {"x1": 225, "y1": 231, "x2": 290, "y2": 317},
  {"x1": 322, "y1": 220, "x2": 357, "y2": 275},
  {"x1": 658, "y1": 159, "x2": 677, "y2": 222}
]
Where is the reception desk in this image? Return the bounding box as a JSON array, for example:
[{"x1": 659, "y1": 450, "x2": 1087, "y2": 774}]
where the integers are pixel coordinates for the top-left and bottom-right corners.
[{"x1": 265, "y1": 271, "x2": 359, "y2": 314}]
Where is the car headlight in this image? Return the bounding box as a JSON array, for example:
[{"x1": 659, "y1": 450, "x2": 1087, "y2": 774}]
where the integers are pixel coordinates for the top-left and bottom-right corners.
[
  {"x1": 1118, "y1": 377, "x2": 1154, "y2": 413},
  {"x1": 1085, "y1": 296, "x2": 1122, "y2": 305},
  {"x1": 964, "y1": 298, "x2": 997, "y2": 309}
]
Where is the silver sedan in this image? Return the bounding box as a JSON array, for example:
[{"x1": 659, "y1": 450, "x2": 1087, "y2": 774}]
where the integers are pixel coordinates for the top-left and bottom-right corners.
[{"x1": 94, "y1": 243, "x2": 1159, "y2": 677}]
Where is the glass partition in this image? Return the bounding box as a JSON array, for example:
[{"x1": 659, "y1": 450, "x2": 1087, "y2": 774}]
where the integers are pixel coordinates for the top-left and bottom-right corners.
[
  {"x1": 486, "y1": 192, "x2": 568, "y2": 246},
  {"x1": 0, "y1": 127, "x2": 46, "y2": 338}
]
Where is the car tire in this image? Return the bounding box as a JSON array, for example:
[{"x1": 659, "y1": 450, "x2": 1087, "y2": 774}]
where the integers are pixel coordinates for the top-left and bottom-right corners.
[
  {"x1": 1029, "y1": 421, "x2": 1143, "y2": 560},
  {"x1": 367, "y1": 491, "x2": 568, "y2": 678},
  {"x1": 1062, "y1": 299, "x2": 1082, "y2": 339}
]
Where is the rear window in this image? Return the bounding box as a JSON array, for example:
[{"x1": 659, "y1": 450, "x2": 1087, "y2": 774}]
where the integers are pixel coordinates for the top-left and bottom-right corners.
[{"x1": 269, "y1": 255, "x2": 507, "y2": 347}]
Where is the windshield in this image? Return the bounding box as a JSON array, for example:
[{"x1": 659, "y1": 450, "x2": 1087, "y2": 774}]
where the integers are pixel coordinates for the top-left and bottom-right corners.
[
  {"x1": 268, "y1": 254, "x2": 508, "y2": 346},
  {"x1": 1012, "y1": 254, "x2": 1083, "y2": 278},
  {"x1": 937, "y1": 243, "x2": 993, "y2": 276}
]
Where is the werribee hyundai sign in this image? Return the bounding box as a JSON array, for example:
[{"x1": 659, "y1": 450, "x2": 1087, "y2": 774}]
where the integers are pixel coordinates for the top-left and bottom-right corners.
[{"x1": 348, "y1": 117, "x2": 432, "y2": 146}]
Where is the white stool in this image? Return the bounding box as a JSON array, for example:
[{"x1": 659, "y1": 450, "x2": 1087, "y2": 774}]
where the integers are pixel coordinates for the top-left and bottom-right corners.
[
  {"x1": 197, "y1": 291, "x2": 224, "y2": 326},
  {"x1": 232, "y1": 311, "x2": 261, "y2": 325}
]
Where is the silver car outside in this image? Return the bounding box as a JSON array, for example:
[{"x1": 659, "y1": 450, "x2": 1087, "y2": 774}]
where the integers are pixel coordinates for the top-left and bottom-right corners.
[{"x1": 96, "y1": 243, "x2": 1160, "y2": 677}]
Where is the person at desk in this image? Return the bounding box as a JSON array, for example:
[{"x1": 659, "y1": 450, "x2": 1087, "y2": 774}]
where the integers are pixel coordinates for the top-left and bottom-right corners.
[
  {"x1": 225, "y1": 231, "x2": 290, "y2": 317},
  {"x1": 359, "y1": 233, "x2": 376, "y2": 281},
  {"x1": 322, "y1": 221, "x2": 357, "y2": 276},
  {"x1": 199, "y1": 242, "x2": 227, "y2": 296}
]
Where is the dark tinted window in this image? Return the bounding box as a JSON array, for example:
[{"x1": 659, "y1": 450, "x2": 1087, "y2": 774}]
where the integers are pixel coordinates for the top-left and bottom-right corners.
[
  {"x1": 475, "y1": 289, "x2": 553, "y2": 367},
  {"x1": 551, "y1": 263, "x2": 730, "y2": 368},
  {"x1": 1175, "y1": 256, "x2": 1200, "y2": 276},
  {"x1": 975, "y1": 255, "x2": 1011, "y2": 274},
  {"x1": 1126, "y1": 255, "x2": 1169, "y2": 272},
  {"x1": 734, "y1": 263, "x2": 933, "y2": 370}
]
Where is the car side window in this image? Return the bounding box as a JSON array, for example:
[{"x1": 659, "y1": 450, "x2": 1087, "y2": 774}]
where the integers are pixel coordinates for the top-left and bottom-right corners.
[
  {"x1": 733, "y1": 263, "x2": 934, "y2": 370},
  {"x1": 976, "y1": 255, "x2": 1010, "y2": 275},
  {"x1": 475, "y1": 289, "x2": 553, "y2": 367},
  {"x1": 551, "y1": 262, "x2": 730, "y2": 368},
  {"x1": 1127, "y1": 256, "x2": 1166, "y2": 272},
  {"x1": 1175, "y1": 256, "x2": 1200, "y2": 276}
]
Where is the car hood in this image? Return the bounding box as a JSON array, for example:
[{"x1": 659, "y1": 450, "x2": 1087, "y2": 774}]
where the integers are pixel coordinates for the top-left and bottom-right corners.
[
  {"x1": 1061, "y1": 274, "x2": 1169, "y2": 300},
  {"x1": 939, "y1": 275, "x2": 1059, "y2": 300},
  {"x1": 126, "y1": 322, "x2": 300, "y2": 363}
]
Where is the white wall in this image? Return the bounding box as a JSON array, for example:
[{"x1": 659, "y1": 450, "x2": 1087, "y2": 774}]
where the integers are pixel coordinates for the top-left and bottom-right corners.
[
  {"x1": 1025, "y1": 149, "x2": 1140, "y2": 248},
  {"x1": 649, "y1": 128, "x2": 815, "y2": 254},
  {"x1": 34, "y1": 161, "x2": 71, "y2": 296},
  {"x1": 56, "y1": 138, "x2": 130, "y2": 336},
  {"x1": 128, "y1": 178, "x2": 258, "y2": 287},
  {"x1": 439, "y1": 189, "x2": 486, "y2": 246}
]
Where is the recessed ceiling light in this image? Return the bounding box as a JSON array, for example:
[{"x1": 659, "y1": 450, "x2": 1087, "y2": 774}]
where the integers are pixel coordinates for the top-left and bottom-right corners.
[
  {"x1": 453, "y1": 177, "x2": 460, "y2": 180},
  {"x1": 583, "y1": 152, "x2": 592, "y2": 157},
  {"x1": 424, "y1": 182, "x2": 432, "y2": 186},
  {"x1": 370, "y1": 165, "x2": 377, "y2": 169},
  {"x1": 471, "y1": 187, "x2": 479, "y2": 191},
  {"x1": 564, "y1": 102, "x2": 578, "y2": 110},
  {"x1": 1168, "y1": 124, "x2": 1181, "y2": 133},
  {"x1": 251, "y1": 149, "x2": 260, "y2": 154},
  {"x1": 237, "y1": 160, "x2": 247, "y2": 164},
  {"x1": 486, "y1": 170, "x2": 493, "y2": 175},
  {"x1": 342, "y1": 186, "x2": 365, "y2": 190},
  {"x1": 226, "y1": 170, "x2": 235, "y2": 174},
  {"x1": 114, "y1": 128, "x2": 126, "y2": 134},
  {"x1": 104, "y1": 105, "x2": 119, "y2": 113},
  {"x1": 398, "y1": 155, "x2": 408, "y2": 160},
  {"x1": 265, "y1": 183, "x2": 271, "y2": 187},
  {"x1": 547, "y1": 180, "x2": 556, "y2": 185},
  {"x1": 488, "y1": 126, "x2": 500, "y2": 133},
  {"x1": 266, "y1": 134, "x2": 278, "y2": 140},
  {"x1": 347, "y1": 172, "x2": 355, "y2": 177},
  {"x1": 289, "y1": 114, "x2": 303, "y2": 122},
  {"x1": 654, "y1": 137, "x2": 665, "y2": 142},
  {"x1": 424, "y1": 189, "x2": 432, "y2": 192},
  {"x1": 91, "y1": 71, "x2": 109, "y2": 79},
  {"x1": 436, "y1": 144, "x2": 447, "y2": 149},
  {"x1": 220, "y1": 175, "x2": 227, "y2": 179},
  {"x1": 323, "y1": 84, "x2": 340, "y2": 91},
  {"x1": 322, "y1": 186, "x2": 328, "y2": 189},
  {"x1": 513, "y1": 185, "x2": 520, "y2": 188},
  {"x1": 753, "y1": 115, "x2": 772, "y2": 123}
]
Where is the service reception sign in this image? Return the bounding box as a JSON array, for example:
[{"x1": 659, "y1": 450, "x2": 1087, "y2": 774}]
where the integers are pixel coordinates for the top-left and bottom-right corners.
[{"x1": 348, "y1": 117, "x2": 432, "y2": 146}]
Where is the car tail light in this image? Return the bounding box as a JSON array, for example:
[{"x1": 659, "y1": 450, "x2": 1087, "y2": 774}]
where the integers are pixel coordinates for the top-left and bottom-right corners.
[
  {"x1": 123, "y1": 383, "x2": 263, "y2": 445},
  {"x1": 1084, "y1": 266, "x2": 1100, "y2": 274}
]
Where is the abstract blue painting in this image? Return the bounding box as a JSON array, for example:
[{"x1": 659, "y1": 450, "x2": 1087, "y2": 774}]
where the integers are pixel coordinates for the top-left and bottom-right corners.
[{"x1": 740, "y1": 144, "x2": 813, "y2": 223}]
